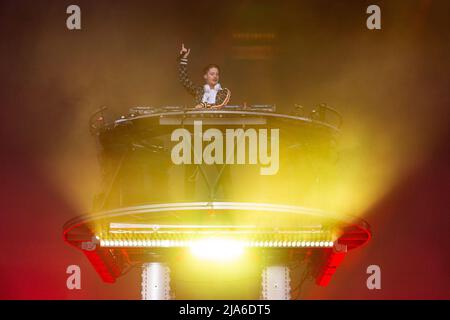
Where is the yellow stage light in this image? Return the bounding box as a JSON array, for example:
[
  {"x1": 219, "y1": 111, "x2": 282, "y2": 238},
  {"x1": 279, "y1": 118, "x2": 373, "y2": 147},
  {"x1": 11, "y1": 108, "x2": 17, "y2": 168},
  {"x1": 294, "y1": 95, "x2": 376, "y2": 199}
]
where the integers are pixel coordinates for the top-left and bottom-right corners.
[{"x1": 189, "y1": 239, "x2": 245, "y2": 261}]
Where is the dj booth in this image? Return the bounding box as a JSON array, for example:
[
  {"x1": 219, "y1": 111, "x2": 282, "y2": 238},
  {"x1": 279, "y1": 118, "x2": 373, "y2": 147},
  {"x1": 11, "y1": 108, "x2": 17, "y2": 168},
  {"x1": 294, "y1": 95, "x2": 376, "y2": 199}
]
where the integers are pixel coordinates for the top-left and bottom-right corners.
[{"x1": 63, "y1": 104, "x2": 370, "y2": 299}]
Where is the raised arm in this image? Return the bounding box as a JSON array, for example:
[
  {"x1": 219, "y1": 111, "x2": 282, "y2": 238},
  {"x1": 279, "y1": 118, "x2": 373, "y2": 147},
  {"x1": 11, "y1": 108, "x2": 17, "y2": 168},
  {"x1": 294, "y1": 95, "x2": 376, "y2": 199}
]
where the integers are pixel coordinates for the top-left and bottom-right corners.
[{"x1": 178, "y1": 43, "x2": 199, "y2": 97}]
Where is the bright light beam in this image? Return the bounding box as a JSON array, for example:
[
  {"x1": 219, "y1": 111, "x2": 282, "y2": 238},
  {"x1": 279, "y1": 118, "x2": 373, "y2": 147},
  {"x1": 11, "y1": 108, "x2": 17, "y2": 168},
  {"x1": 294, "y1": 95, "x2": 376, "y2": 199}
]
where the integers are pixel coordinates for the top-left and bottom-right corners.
[{"x1": 189, "y1": 238, "x2": 245, "y2": 261}]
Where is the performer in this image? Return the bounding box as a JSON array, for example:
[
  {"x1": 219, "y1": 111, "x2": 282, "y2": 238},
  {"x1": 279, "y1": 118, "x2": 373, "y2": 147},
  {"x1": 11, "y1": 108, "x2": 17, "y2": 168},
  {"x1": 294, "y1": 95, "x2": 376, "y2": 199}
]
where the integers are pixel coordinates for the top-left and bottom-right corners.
[{"x1": 178, "y1": 43, "x2": 231, "y2": 109}]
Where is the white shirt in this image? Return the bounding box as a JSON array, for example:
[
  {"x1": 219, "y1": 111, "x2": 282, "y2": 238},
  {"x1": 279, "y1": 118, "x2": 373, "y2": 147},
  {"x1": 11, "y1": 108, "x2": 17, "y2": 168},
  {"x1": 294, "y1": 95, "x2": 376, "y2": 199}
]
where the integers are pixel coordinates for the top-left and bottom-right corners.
[{"x1": 202, "y1": 83, "x2": 222, "y2": 104}]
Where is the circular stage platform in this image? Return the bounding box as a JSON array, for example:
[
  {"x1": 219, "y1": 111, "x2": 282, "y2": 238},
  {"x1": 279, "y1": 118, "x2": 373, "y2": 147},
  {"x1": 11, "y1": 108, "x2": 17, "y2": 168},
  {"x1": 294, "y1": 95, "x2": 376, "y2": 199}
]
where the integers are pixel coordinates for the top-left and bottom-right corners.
[{"x1": 64, "y1": 107, "x2": 371, "y2": 298}]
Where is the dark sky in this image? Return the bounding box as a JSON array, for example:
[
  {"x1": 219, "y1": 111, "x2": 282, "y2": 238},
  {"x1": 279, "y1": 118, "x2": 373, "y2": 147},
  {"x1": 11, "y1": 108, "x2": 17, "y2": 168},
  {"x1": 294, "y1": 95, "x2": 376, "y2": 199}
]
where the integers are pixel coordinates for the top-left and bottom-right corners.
[{"x1": 0, "y1": 0, "x2": 449, "y2": 299}]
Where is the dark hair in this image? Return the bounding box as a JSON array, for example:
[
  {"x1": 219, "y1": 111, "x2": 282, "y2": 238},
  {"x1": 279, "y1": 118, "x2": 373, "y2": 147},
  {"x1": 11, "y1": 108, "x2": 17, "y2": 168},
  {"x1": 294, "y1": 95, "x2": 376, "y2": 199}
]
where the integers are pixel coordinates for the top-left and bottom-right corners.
[{"x1": 203, "y1": 64, "x2": 220, "y2": 75}]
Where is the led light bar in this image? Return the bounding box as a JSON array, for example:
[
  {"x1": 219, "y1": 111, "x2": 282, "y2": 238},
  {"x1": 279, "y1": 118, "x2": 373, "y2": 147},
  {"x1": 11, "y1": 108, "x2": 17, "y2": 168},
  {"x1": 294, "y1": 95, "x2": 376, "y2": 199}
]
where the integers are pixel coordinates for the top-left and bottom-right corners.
[
  {"x1": 99, "y1": 239, "x2": 335, "y2": 248},
  {"x1": 97, "y1": 221, "x2": 336, "y2": 249}
]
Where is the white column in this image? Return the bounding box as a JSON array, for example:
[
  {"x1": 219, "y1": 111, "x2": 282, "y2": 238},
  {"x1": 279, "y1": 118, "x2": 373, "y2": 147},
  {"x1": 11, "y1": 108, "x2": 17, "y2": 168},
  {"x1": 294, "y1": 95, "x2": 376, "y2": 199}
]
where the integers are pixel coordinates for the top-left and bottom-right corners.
[
  {"x1": 141, "y1": 262, "x2": 171, "y2": 300},
  {"x1": 261, "y1": 265, "x2": 291, "y2": 300}
]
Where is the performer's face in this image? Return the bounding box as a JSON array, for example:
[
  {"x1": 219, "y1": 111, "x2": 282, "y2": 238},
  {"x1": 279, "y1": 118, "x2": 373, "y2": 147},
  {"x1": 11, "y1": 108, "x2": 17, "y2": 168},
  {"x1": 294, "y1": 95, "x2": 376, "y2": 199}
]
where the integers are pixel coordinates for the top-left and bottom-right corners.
[{"x1": 204, "y1": 67, "x2": 219, "y2": 87}]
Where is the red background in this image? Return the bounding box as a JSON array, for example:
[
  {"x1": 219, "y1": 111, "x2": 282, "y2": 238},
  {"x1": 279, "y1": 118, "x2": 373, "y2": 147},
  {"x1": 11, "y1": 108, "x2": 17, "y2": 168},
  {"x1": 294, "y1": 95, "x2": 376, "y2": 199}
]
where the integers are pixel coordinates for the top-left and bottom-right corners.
[{"x1": 0, "y1": 0, "x2": 448, "y2": 299}]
